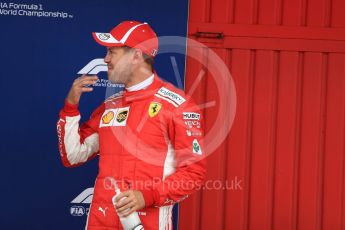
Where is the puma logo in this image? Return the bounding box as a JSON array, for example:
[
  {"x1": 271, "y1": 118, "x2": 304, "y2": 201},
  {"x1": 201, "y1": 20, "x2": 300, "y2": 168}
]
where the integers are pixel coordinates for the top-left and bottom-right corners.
[{"x1": 98, "y1": 206, "x2": 108, "y2": 217}]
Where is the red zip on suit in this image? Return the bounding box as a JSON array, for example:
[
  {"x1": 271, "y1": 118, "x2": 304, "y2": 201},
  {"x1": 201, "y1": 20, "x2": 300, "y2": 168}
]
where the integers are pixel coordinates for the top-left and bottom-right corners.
[{"x1": 57, "y1": 75, "x2": 206, "y2": 229}]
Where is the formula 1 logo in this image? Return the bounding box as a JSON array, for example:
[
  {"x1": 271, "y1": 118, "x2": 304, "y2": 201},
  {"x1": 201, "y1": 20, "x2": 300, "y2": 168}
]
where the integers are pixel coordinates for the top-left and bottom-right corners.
[
  {"x1": 77, "y1": 59, "x2": 123, "y2": 88},
  {"x1": 78, "y1": 58, "x2": 107, "y2": 75},
  {"x1": 70, "y1": 188, "x2": 94, "y2": 217},
  {"x1": 71, "y1": 187, "x2": 94, "y2": 204}
]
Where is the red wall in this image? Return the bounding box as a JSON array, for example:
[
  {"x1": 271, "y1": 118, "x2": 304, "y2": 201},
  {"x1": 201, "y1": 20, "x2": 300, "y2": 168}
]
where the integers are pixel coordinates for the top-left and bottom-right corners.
[{"x1": 180, "y1": 0, "x2": 345, "y2": 229}]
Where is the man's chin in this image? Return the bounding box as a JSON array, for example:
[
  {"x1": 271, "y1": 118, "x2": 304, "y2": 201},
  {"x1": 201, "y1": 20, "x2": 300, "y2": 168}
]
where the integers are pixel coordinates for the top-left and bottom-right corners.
[
  {"x1": 107, "y1": 74, "x2": 120, "y2": 84},
  {"x1": 107, "y1": 79, "x2": 116, "y2": 84},
  {"x1": 108, "y1": 78, "x2": 124, "y2": 85}
]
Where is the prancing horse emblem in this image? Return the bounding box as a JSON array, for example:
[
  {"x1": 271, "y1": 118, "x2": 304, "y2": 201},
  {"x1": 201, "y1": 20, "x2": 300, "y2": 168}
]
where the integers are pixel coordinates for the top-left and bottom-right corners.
[{"x1": 148, "y1": 102, "x2": 162, "y2": 118}]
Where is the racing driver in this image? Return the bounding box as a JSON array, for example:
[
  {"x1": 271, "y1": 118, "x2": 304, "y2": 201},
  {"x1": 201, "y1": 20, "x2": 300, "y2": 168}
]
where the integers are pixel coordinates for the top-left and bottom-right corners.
[{"x1": 57, "y1": 20, "x2": 206, "y2": 230}]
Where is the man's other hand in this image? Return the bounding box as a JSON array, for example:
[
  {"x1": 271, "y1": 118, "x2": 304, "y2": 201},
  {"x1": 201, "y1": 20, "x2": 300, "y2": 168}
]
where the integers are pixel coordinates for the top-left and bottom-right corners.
[
  {"x1": 66, "y1": 75, "x2": 98, "y2": 105},
  {"x1": 114, "y1": 190, "x2": 145, "y2": 217}
]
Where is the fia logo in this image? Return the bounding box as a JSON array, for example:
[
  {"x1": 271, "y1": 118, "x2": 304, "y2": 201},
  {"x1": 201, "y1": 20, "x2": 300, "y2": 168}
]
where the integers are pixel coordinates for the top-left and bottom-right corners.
[
  {"x1": 69, "y1": 188, "x2": 94, "y2": 217},
  {"x1": 70, "y1": 206, "x2": 86, "y2": 216}
]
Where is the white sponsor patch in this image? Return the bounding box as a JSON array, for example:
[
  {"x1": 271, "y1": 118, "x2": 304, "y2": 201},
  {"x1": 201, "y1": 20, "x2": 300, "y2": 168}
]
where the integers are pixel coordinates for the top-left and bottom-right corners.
[
  {"x1": 156, "y1": 87, "x2": 186, "y2": 106},
  {"x1": 114, "y1": 107, "x2": 130, "y2": 126},
  {"x1": 183, "y1": 112, "x2": 200, "y2": 120},
  {"x1": 185, "y1": 120, "x2": 201, "y2": 128},
  {"x1": 98, "y1": 33, "x2": 111, "y2": 41},
  {"x1": 100, "y1": 109, "x2": 116, "y2": 127},
  {"x1": 192, "y1": 139, "x2": 202, "y2": 155},
  {"x1": 186, "y1": 130, "x2": 202, "y2": 137},
  {"x1": 99, "y1": 107, "x2": 130, "y2": 127},
  {"x1": 94, "y1": 32, "x2": 119, "y2": 43}
]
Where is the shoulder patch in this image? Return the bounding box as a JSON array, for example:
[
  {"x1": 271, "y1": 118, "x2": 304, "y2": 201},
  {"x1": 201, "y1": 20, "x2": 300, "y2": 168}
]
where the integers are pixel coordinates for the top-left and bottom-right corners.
[{"x1": 154, "y1": 87, "x2": 186, "y2": 107}]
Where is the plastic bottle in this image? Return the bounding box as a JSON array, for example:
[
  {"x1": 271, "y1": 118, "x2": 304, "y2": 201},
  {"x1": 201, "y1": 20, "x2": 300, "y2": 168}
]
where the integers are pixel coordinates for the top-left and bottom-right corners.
[{"x1": 111, "y1": 180, "x2": 144, "y2": 230}]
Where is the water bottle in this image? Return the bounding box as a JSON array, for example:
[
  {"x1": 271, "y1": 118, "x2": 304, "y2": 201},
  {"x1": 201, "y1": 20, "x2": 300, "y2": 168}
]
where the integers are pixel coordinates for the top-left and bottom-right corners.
[{"x1": 111, "y1": 180, "x2": 144, "y2": 230}]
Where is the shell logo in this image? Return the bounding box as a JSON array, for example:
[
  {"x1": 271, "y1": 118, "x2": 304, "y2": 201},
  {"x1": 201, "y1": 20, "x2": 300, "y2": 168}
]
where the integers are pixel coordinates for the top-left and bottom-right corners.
[{"x1": 102, "y1": 111, "x2": 115, "y2": 124}]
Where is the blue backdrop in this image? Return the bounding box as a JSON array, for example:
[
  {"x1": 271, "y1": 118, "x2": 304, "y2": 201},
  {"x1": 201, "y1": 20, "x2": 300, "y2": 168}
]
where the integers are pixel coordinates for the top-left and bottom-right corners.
[{"x1": 0, "y1": 0, "x2": 188, "y2": 229}]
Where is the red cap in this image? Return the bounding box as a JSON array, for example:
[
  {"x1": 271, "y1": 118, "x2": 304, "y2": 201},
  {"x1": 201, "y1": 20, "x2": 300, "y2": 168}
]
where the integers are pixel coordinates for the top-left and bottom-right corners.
[{"x1": 92, "y1": 20, "x2": 158, "y2": 57}]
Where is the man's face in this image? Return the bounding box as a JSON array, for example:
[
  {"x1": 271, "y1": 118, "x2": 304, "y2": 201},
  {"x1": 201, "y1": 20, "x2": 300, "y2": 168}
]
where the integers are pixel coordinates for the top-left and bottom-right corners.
[{"x1": 104, "y1": 47, "x2": 132, "y2": 84}]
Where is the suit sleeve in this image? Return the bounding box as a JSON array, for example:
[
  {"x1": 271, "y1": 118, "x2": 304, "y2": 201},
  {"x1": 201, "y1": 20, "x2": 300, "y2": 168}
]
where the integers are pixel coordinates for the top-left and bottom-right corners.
[
  {"x1": 56, "y1": 100, "x2": 104, "y2": 167},
  {"x1": 142, "y1": 100, "x2": 206, "y2": 207}
]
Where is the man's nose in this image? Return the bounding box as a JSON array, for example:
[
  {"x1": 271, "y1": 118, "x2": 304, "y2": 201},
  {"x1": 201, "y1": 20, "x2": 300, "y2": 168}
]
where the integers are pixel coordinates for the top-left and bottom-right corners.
[{"x1": 104, "y1": 53, "x2": 110, "y2": 63}]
